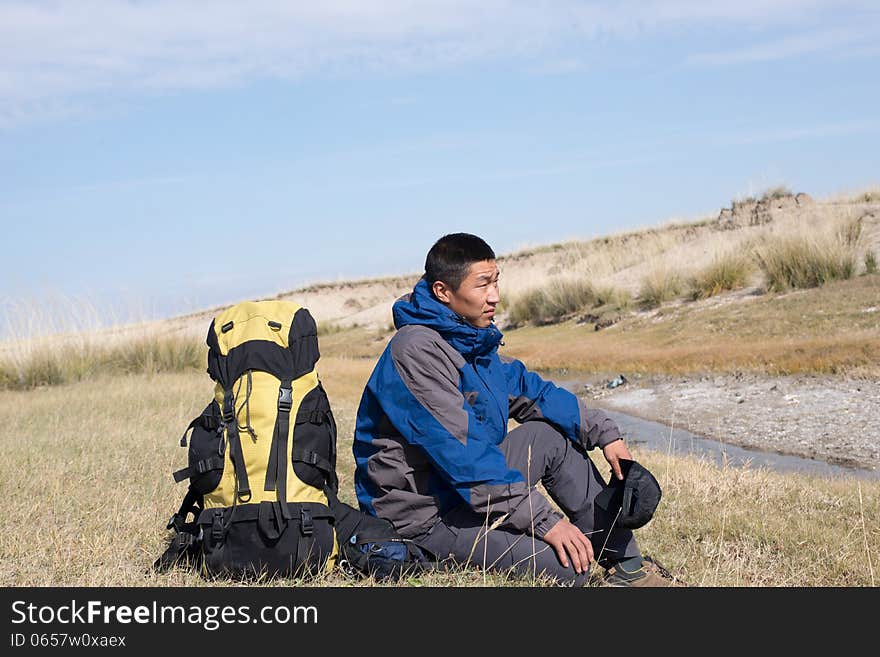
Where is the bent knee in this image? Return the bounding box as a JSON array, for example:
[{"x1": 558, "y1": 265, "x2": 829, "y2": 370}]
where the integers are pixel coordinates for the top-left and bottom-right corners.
[{"x1": 504, "y1": 421, "x2": 571, "y2": 468}]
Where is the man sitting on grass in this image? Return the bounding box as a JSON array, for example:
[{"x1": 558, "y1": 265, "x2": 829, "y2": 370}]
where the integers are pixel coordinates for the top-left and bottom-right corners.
[{"x1": 352, "y1": 233, "x2": 683, "y2": 586}]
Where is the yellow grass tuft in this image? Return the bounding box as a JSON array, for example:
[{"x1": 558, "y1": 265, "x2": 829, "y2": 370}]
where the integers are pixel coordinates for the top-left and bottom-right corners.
[
  {"x1": 0, "y1": 331, "x2": 204, "y2": 390},
  {"x1": 688, "y1": 252, "x2": 753, "y2": 300},
  {"x1": 503, "y1": 278, "x2": 635, "y2": 328},
  {"x1": 755, "y1": 216, "x2": 862, "y2": 291},
  {"x1": 504, "y1": 278, "x2": 596, "y2": 327},
  {"x1": 638, "y1": 266, "x2": 683, "y2": 309}
]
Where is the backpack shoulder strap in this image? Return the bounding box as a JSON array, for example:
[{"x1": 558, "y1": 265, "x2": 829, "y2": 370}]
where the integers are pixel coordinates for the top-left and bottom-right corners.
[
  {"x1": 263, "y1": 380, "x2": 294, "y2": 520},
  {"x1": 221, "y1": 387, "x2": 252, "y2": 503}
]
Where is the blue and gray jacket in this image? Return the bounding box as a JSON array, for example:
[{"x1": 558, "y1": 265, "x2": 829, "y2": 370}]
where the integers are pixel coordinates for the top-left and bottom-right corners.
[{"x1": 353, "y1": 278, "x2": 622, "y2": 540}]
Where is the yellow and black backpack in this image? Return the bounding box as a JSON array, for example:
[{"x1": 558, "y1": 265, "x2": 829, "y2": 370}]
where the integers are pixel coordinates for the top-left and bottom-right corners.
[{"x1": 158, "y1": 300, "x2": 339, "y2": 579}]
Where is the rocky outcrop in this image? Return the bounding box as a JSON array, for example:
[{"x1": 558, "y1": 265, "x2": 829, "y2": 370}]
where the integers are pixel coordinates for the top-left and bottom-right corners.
[{"x1": 717, "y1": 191, "x2": 813, "y2": 229}]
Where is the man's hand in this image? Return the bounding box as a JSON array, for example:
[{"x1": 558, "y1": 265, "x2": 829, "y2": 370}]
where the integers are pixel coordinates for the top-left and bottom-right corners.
[
  {"x1": 602, "y1": 438, "x2": 633, "y2": 481},
  {"x1": 541, "y1": 518, "x2": 594, "y2": 574}
]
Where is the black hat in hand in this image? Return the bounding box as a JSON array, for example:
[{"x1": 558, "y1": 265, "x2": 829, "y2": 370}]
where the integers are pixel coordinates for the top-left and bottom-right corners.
[{"x1": 594, "y1": 459, "x2": 662, "y2": 529}]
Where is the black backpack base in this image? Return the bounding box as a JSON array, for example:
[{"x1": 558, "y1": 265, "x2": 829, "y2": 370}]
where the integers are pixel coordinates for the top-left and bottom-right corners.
[{"x1": 154, "y1": 491, "x2": 438, "y2": 583}]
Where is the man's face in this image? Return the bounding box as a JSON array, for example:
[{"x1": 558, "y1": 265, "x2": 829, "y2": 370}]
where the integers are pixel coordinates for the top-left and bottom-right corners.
[{"x1": 432, "y1": 259, "x2": 500, "y2": 329}]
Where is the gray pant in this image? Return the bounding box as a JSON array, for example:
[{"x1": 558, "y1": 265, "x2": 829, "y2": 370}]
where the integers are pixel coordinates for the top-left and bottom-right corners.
[{"x1": 414, "y1": 421, "x2": 640, "y2": 586}]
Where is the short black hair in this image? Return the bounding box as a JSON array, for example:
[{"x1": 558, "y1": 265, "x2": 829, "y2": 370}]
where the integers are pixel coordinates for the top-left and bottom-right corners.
[{"x1": 424, "y1": 233, "x2": 496, "y2": 291}]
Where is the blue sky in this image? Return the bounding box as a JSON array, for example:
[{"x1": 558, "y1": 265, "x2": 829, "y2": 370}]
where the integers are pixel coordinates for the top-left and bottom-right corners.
[{"x1": 2, "y1": 1, "x2": 879, "y2": 329}]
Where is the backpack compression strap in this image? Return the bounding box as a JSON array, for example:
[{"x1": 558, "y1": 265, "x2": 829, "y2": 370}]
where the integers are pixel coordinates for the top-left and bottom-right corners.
[
  {"x1": 264, "y1": 381, "x2": 294, "y2": 520},
  {"x1": 167, "y1": 486, "x2": 203, "y2": 532},
  {"x1": 155, "y1": 487, "x2": 203, "y2": 574},
  {"x1": 291, "y1": 446, "x2": 333, "y2": 481},
  {"x1": 222, "y1": 388, "x2": 252, "y2": 503},
  {"x1": 171, "y1": 457, "x2": 225, "y2": 484}
]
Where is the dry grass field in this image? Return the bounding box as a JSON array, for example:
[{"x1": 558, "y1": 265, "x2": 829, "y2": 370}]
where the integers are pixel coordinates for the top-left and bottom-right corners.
[
  {"x1": 2, "y1": 187, "x2": 878, "y2": 586},
  {"x1": 502, "y1": 273, "x2": 880, "y2": 378},
  {"x1": 1, "y1": 355, "x2": 877, "y2": 587}
]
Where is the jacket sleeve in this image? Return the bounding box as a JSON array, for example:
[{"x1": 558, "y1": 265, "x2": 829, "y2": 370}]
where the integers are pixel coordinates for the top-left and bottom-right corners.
[
  {"x1": 500, "y1": 355, "x2": 622, "y2": 451},
  {"x1": 377, "y1": 329, "x2": 562, "y2": 538}
]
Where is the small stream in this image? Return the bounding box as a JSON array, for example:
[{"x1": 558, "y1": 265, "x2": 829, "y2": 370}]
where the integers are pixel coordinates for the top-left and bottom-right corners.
[{"x1": 598, "y1": 407, "x2": 880, "y2": 481}]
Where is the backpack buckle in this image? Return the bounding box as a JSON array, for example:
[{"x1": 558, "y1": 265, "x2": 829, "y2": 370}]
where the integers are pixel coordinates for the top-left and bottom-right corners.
[
  {"x1": 300, "y1": 508, "x2": 314, "y2": 536},
  {"x1": 166, "y1": 514, "x2": 183, "y2": 532},
  {"x1": 211, "y1": 510, "x2": 225, "y2": 542},
  {"x1": 278, "y1": 387, "x2": 293, "y2": 413},
  {"x1": 176, "y1": 532, "x2": 195, "y2": 549}
]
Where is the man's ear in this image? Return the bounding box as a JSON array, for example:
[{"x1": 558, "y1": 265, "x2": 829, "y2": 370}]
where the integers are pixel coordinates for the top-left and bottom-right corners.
[{"x1": 432, "y1": 280, "x2": 453, "y2": 304}]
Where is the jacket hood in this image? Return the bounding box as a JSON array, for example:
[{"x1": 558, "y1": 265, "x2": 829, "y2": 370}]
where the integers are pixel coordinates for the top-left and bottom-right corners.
[{"x1": 392, "y1": 278, "x2": 503, "y2": 358}]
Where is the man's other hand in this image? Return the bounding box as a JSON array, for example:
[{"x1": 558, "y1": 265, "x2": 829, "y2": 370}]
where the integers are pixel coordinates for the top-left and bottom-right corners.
[
  {"x1": 602, "y1": 439, "x2": 633, "y2": 481},
  {"x1": 542, "y1": 518, "x2": 594, "y2": 574}
]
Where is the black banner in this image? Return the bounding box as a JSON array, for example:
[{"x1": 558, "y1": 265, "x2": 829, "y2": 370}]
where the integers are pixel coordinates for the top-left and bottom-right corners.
[{"x1": 0, "y1": 587, "x2": 872, "y2": 651}]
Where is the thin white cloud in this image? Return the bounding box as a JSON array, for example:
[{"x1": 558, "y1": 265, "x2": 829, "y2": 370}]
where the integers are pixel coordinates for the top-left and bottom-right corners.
[
  {"x1": 716, "y1": 119, "x2": 880, "y2": 146},
  {"x1": 688, "y1": 25, "x2": 880, "y2": 66},
  {"x1": 0, "y1": 0, "x2": 875, "y2": 126}
]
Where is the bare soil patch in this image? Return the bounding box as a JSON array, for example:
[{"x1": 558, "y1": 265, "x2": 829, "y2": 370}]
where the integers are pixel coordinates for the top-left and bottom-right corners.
[{"x1": 580, "y1": 372, "x2": 880, "y2": 472}]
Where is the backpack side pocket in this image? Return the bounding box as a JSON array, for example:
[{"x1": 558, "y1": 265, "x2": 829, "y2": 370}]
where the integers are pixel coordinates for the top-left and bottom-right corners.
[
  {"x1": 292, "y1": 383, "x2": 337, "y2": 491},
  {"x1": 175, "y1": 400, "x2": 226, "y2": 495}
]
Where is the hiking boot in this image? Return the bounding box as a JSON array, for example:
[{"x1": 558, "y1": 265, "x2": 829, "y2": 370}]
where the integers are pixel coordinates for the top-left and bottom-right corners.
[{"x1": 601, "y1": 556, "x2": 688, "y2": 587}]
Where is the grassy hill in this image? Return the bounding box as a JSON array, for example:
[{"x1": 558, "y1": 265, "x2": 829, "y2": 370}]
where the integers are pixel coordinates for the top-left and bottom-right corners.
[
  {"x1": 1, "y1": 186, "x2": 878, "y2": 586},
  {"x1": 2, "y1": 186, "x2": 878, "y2": 389}
]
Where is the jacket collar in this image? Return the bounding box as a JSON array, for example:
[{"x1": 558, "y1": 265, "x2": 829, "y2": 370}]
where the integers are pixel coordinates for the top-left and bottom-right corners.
[{"x1": 392, "y1": 278, "x2": 503, "y2": 359}]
